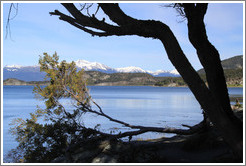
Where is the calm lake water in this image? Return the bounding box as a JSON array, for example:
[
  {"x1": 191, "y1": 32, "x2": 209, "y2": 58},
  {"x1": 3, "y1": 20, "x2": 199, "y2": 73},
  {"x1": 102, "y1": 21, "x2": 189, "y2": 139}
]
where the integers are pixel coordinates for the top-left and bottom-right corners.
[{"x1": 2, "y1": 85, "x2": 243, "y2": 159}]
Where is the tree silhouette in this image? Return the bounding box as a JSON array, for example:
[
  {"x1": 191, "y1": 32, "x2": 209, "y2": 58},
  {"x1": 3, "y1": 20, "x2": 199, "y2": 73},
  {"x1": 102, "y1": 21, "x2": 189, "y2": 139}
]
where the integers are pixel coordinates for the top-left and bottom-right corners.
[{"x1": 50, "y1": 3, "x2": 243, "y2": 159}]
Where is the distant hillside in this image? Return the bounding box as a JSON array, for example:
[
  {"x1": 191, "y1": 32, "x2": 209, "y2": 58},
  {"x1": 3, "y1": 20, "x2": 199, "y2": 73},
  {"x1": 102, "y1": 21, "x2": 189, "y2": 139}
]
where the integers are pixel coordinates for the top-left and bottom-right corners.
[
  {"x1": 223, "y1": 69, "x2": 243, "y2": 86},
  {"x1": 84, "y1": 71, "x2": 162, "y2": 86},
  {"x1": 156, "y1": 55, "x2": 243, "y2": 87},
  {"x1": 221, "y1": 55, "x2": 243, "y2": 69},
  {"x1": 3, "y1": 78, "x2": 49, "y2": 86},
  {"x1": 198, "y1": 55, "x2": 243, "y2": 74},
  {"x1": 195, "y1": 55, "x2": 243, "y2": 86},
  {"x1": 3, "y1": 73, "x2": 163, "y2": 86},
  {"x1": 3, "y1": 78, "x2": 27, "y2": 86}
]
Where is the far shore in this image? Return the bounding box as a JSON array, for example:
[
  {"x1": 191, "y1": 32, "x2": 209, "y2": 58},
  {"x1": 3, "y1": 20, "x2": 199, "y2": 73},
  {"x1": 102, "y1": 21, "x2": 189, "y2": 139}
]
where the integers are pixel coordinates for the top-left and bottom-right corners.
[
  {"x1": 3, "y1": 83, "x2": 243, "y2": 88},
  {"x1": 3, "y1": 78, "x2": 243, "y2": 87}
]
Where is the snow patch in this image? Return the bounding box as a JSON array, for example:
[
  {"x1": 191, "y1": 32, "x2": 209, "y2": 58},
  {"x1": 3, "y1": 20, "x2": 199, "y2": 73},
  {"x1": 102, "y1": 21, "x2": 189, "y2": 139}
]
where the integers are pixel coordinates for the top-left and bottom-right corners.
[
  {"x1": 5, "y1": 65, "x2": 22, "y2": 68},
  {"x1": 4, "y1": 59, "x2": 180, "y2": 77},
  {"x1": 75, "y1": 60, "x2": 113, "y2": 71},
  {"x1": 170, "y1": 69, "x2": 180, "y2": 75},
  {"x1": 115, "y1": 66, "x2": 146, "y2": 73}
]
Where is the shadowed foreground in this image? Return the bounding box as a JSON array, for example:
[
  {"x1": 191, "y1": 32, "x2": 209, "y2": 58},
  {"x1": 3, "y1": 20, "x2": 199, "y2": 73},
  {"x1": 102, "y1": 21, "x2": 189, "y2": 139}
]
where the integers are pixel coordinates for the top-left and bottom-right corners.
[
  {"x1": 52, "y1": 128, "x2": 239, "y2": 163},
  {"x1": 51, "y1": 108, "x2": 242, "y2": 163}
]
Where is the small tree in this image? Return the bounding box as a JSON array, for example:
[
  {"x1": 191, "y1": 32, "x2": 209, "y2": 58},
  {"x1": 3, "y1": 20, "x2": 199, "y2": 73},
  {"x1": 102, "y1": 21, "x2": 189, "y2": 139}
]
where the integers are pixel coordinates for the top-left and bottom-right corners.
[
  {"x1": 9, "y1": 52, "x2": 210, "y2": 162},
  {"x1": 9, "y1": 52, "x2": 93, "y2": 162}
]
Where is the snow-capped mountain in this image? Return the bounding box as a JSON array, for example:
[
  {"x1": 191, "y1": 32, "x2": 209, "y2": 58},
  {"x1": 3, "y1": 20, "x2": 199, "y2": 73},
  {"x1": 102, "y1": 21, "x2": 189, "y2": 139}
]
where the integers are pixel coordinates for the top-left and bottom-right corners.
[
  {"x1": 5, "y1": 65, "x2": 23, "y2": 70},
  {"x1": 4, "y1": 65, "x2": 45, "y2": 81},
  {"x1": 170, "y1": 69, "x2": 180, "y2": 75},
  {"x1": 148, "y1": 70, "x2": 167, "y2": 76},
  {"x1": 115, "y1": 66, "x2": 146, "y2": 73},
  {"x1": 77, "y1": 60, "x2": 180, "y2": 76},
  {"x1": 75, "y1": 60, "x2": 115, "y2": 73},
  {"x1": 3, "y1": 59, "x2": 180, "y2": 81},
  {"x1": 75, "y1": 60, "x2": 148, "y2": 74},
  {"x1": 147, "y1": 69, "x2": 180, "y2": 77}
]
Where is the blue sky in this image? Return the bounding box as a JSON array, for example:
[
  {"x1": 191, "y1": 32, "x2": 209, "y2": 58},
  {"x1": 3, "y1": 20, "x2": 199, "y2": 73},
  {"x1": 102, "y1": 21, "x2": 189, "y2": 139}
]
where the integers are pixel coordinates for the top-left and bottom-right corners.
[{"x1": 2, "y1": 2, "x2": 244, "y2": 71}]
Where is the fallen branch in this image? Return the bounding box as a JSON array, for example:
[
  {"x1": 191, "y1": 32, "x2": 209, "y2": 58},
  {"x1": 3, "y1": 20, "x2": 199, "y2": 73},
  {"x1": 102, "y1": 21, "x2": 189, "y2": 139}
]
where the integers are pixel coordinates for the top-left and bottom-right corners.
[{"x1": 62, "y1": 85, "x2": 207, "y2": 138}]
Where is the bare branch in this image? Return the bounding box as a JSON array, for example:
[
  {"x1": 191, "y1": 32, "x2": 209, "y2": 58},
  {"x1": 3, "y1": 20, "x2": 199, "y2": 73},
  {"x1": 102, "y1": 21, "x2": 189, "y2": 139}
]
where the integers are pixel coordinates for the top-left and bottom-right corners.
[
  {"x1": 60, "y1": 81, "x2": 206, "y2": 138},
  {"x1": 182, "y1": 124, "x2": 192, "y2": 129},
  {"x1": 50, "y1": 4, "x2": 161, "y2": 39},
  {"x1": 5, "y1": 3, "x2": 19, "y2": 40},
  {"x1": 54, "y1": 98, "x2": 84, "y2": 128},
  {"x1": 50, "y1": 8, "x2": 131, "y2": 37},
  {"x1": 94, "y1": 5, "x2": 100, "y2": 16},
  {"x1": 86, "y1": 3, "x2": 93, "y2": 17},
  {"x1": 161, "y1": 3, "x2": 187, "y2": 23},
  {"x1": 99, "y1": 3, "x2": 135, "y2": 26},
  {"x1": 79, "y1": 3, "x2": 86, "y2": 12}
]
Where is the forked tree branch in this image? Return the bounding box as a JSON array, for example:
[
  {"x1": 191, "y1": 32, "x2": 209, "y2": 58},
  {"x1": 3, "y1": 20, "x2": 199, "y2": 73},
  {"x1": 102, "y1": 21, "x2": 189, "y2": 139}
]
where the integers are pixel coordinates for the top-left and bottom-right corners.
[
  {"x1": 50, "y1": 6, "x2": 132, "y2": 37},
  {"x1": 49, "y1": 3, "x2": 209, "y2": 138},
  {"x1": 50, "y1": 4, "x2": 161, "y2": 39}
]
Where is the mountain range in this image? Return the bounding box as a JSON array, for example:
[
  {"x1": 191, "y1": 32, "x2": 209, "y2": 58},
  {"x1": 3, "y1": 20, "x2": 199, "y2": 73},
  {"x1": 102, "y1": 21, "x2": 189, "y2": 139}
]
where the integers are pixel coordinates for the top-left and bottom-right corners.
[
  {"x1": 3, "y1": 59, "x2": 180, "y2": 81},
  {"x1": 3, "y1": 55, "x2": 243, "y2": 87}
]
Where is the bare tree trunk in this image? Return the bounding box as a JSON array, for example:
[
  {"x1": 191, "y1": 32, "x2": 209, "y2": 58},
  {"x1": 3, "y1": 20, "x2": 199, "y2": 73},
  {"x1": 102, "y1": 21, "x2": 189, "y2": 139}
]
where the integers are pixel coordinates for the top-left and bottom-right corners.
[
  {"x1": 183, "y1": 4, "x2": 242, "y2": 125},
  {"x1": 50, "y1": 3, "x2": 243, "y2": 160},
  {"x1": 155, "y1": 24, "x2": 242, "y2": 159},
  {"x1": 183, "y1": 4, "x2": 243, "y2": 158}
]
